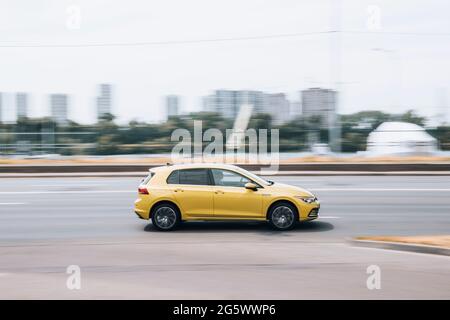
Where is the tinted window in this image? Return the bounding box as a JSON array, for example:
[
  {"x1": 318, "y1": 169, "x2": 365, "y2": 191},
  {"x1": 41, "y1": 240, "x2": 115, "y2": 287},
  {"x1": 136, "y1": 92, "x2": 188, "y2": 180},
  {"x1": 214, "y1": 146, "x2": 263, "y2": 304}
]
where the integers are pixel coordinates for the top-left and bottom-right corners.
[
  {"x1": 178, "y1": 169, "x2": 210, "y2": 185},
  {"x1": 166, "y1": 170, "x2": 179, "y2": 184},
  {"x1": 211, "y1": 169, "x2": 250, "y2": 187},
  {"x1": 142, "y1": 172, "x2": 154, "y2": 184}
]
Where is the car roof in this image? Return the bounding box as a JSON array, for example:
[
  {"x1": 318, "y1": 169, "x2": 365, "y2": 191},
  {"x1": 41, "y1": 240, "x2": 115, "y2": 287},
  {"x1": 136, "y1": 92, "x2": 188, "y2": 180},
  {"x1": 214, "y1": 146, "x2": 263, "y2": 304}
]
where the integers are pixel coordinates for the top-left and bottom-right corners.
[{"x1": 149, "y1": 163, "x2": 242, "y2": 173}]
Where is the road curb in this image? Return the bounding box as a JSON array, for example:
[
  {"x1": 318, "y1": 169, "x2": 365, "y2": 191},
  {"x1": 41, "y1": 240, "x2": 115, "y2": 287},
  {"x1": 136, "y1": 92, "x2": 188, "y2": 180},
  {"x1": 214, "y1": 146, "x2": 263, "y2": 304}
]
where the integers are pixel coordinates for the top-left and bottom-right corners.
[
  {"x1": 1, "y1": 163, "x2": 450, "y2": 174},
  {"x1": 349, "y1": 239, "x2": 450, "y2": 256}
]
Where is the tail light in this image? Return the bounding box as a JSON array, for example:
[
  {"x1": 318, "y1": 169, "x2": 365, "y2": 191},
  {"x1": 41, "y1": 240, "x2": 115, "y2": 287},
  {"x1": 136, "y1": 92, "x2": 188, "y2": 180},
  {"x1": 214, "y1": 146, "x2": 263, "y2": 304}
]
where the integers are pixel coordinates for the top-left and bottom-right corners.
[{"x1": 138, "y1": 186, "x2": 149, "y2": 195}]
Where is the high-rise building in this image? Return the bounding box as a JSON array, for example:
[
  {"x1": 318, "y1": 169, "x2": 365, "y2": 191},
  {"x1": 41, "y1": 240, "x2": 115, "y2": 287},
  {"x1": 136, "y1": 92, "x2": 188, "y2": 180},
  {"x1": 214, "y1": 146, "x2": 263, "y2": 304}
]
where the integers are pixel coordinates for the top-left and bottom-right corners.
[
  {"x1": 202, "y1": 95, "x2": 215, "y2": 113},
  {"x1": 16, "y1": 92, "x2": 28, "y2": 120},
  {"x1": 264, "y1": 93, "x2": 290, "y2": 125},
  {"x1": 203, "y1": 90, "x2": 267, "y2": 119},
  {"x1": 96, "y1": 83, "x2": 112, "y2": 121},
  {"x1": 215, "y1": 90, "x2": 237, "y2": 118},
  {"x1": 0, "y1": 93, "x2": 15, "y2": 123},
  {"x1": 301, "y1": 88, "x2": 337, "y2": 129},
  {"x1": 166, "y1": 95, "x2": 179, "y2": 119},
  {"x1": 0, "y1": 92, "x2": 3, "y2": 123},
  {"x1": 237, "y1": 90, "x2": 267, "y2": 115},
  {"x1": 50, "y1": 94, "x2": 68, "y2": 125}
]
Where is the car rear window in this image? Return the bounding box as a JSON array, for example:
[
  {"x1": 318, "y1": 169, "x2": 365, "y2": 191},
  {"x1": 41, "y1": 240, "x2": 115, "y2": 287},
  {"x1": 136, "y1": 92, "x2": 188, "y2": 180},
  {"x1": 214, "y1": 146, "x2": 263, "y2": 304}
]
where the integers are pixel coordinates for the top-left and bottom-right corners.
[
  {"x1": 141, "y1": 172, "x2": 154, "y2": 184},
  {"x1": 167, "y1": 169, "x2": 210, "y2": 185}
]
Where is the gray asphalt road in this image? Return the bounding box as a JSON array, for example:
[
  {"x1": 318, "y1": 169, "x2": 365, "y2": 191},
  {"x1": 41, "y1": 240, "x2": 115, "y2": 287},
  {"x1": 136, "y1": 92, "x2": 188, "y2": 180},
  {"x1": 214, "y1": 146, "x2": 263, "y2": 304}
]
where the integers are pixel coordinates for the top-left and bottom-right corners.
[{"x1": 0, "y1": 176, "x2": 449, "y2": 299}]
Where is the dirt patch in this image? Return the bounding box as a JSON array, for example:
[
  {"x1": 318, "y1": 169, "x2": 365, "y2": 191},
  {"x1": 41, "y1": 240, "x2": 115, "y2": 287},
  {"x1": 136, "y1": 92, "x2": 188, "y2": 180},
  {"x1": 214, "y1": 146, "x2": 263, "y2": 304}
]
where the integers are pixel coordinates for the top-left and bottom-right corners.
[{"x1": 356, "y1": 235, "x2": 450, "y2": 248}]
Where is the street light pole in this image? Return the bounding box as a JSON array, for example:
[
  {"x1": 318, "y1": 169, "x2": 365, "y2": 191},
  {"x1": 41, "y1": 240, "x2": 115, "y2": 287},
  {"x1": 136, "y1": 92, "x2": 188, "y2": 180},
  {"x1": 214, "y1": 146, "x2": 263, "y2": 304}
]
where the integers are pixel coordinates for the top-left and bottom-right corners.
[{"x1": 329, "y1": 0, "x2": 342, "y2": 153}]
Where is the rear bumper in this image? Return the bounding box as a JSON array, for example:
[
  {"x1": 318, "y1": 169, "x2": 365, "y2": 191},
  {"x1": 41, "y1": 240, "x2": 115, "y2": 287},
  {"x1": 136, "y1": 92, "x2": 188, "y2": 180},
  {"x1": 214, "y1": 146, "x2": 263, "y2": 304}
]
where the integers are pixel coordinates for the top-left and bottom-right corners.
[
  {"x1": 134, "y1": 210, "x2": 146, "y2": 219},
  {"x1": 134, "y1": 197, "x2": 150, "y2": 219}
]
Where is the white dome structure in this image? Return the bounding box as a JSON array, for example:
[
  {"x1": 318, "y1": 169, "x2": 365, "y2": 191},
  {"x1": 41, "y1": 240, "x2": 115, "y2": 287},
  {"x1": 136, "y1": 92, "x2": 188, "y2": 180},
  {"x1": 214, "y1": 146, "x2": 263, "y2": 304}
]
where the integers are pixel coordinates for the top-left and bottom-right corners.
[{"x1": 366, "y1": 122, "x2": 438, "y2": 155}]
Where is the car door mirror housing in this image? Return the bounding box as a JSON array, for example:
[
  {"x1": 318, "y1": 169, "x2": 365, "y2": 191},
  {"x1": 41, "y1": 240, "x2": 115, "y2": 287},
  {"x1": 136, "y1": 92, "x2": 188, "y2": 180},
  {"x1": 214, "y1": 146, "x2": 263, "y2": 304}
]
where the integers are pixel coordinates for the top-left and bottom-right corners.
[{"x1": 245, "y1": 182, "x2": 257, "y2": 191}]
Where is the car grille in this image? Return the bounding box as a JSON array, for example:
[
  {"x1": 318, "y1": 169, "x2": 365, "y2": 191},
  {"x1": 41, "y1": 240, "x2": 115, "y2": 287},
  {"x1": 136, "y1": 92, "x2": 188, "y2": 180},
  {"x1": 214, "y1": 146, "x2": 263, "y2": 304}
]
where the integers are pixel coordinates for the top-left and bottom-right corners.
[{"x1": 308, "y1": 208, "x2": 319, "y2": 218}]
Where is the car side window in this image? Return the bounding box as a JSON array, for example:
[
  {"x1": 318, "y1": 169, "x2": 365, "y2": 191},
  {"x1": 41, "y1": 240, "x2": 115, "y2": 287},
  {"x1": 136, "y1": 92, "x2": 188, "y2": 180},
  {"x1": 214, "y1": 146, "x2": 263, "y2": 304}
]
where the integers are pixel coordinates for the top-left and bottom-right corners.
[
  {"x1": 176, "y1": 169, "x2": 210, "y2": 186},
  {"x1": 166, "y1": 170, "x2": 179, "y2": 184},
  {"x1": 211, "y1": 169, "x2": 251, "y2": 188}
]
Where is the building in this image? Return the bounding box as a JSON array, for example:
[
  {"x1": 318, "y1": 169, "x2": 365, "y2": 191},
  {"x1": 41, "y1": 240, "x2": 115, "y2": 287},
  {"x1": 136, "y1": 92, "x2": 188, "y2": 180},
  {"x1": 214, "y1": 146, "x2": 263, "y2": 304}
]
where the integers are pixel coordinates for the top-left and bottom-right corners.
[
  {"x1": 301, "y1": 88, "x2": 337, "y2": 129},
  {"x1": 203, "y1": 90, "x2": 267, "y2": 120},
  {"x1": 366, "y1": 122, "x2": 438, "y2": 154},
  {"x1": 0, "y1": 92, "x2": 2, "y2": 123},
  {"x1": 50, "y1": 94, "x2": 69, "y2": 125},
  {"x1": 16, "y1": 92, "x2": 28, "y2": 120},
  {"x1": 0, "y1": 92, "x2": 15, "y2": 124},
  {"x1": 202, "y1": 95, "x2": 215, "y2": 113},
  {"x1": 264, "y1": 93, "x2": 290, "y2": 125},
  {"x1": 166, "y1": 95, "x2": 179, "y2": 119},
  {"x1": 96, "y1": 83, "x2": 112, "y2": 121}
]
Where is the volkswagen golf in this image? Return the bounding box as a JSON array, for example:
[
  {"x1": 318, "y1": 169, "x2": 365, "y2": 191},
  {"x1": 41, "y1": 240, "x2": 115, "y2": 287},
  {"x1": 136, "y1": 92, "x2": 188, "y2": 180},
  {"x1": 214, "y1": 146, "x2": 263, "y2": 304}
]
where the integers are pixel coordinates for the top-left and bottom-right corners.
[{"x1": 134, "y1": 163, "x2": 320, "y2": 231}]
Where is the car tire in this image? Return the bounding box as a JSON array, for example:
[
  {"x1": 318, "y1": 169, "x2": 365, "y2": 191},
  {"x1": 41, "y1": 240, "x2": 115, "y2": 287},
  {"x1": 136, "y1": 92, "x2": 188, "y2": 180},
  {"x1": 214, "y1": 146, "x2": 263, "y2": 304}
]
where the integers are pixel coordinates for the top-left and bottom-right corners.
[
  {"x1": 151, "y1": 203, "x2": 181, "y2": 231},
  {"x1": 268, "y1": 202, "x2": 298, "y2": 231}
]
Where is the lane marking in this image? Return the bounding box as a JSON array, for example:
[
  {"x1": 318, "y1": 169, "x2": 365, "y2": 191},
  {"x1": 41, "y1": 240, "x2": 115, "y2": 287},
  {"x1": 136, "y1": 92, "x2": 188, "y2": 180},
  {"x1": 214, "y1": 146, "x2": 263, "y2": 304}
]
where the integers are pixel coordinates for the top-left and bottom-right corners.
[
  {"x1": 31, "y1": 184, "x2": 106, "y2": 187},
  {"x1": 0, "y1": 188, "x2": 449, "y2": 195},
  {"x1": 310, "y1": 188, "x2": 450, "y2": 192},
  {"x1": 319, "y1": 216, "x2": 341, "y2": 219},
  {"x1": 0, "y1": 190, "x2": 133, "y2": 195},
  {"x1": 0, "y1": 202, "x2": 26, "y2": 205}
]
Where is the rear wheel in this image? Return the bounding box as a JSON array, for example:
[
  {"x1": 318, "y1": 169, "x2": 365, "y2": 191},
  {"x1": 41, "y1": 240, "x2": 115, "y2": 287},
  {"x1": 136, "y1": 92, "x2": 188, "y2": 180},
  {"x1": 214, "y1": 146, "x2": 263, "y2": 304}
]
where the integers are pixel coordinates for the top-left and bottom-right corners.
[
  {"x1": 151, "y1": 203, "x2": 180, "y2": 231},
  {"x1": 268, "y1": 202, "x2": 298, "y2": 231}
]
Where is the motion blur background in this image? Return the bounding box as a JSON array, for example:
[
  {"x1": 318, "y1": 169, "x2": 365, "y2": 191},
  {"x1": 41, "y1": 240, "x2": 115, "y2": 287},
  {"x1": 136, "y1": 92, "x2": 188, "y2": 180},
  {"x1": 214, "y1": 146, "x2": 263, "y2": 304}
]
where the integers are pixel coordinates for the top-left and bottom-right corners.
[{"x1": 0, "y1": 0, "x2": 449, "y2": 158}]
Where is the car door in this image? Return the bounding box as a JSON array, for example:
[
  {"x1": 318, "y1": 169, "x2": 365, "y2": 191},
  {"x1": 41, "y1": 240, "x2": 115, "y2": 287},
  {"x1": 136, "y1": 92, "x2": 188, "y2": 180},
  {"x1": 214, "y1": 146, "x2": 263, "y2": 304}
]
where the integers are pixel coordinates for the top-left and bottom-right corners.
[
  {"x1": 211, "y1": 169, "x2": 263, "y2": 218},
  {"x1": 168, "y1": 168, "x2": 214, "y2": 217}
]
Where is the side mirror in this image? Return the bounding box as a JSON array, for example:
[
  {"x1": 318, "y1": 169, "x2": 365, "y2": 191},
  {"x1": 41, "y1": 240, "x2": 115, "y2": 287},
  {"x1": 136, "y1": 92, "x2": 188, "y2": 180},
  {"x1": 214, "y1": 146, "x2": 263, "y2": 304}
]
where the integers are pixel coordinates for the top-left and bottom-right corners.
[{"x1": 245, "y1": 182, "x2": 257, "y2": 191}]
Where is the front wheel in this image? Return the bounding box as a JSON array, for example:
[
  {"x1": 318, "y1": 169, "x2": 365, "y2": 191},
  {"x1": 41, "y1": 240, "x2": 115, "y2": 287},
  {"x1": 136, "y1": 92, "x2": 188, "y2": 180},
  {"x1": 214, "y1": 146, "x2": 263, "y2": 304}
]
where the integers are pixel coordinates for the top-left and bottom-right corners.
[
  {"x1": 268, "y1": 202, "x2": 298, "y2": 231},
  {"x1": 151, "y1": 203, "x2": 180, "y2": 231}
]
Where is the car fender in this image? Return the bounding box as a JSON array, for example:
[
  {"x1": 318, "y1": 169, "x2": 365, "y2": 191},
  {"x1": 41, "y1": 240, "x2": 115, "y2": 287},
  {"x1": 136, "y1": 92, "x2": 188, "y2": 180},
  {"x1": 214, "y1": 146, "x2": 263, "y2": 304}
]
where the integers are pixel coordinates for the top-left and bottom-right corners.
[{"x1": 264, "y1": 196, "x2": 302, "y2": 218}]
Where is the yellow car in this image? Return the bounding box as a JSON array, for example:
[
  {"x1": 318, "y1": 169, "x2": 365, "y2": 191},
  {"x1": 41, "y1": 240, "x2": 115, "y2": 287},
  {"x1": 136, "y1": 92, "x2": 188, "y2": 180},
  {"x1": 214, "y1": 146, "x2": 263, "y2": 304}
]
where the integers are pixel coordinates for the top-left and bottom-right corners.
[{"x1": 134, "y1": 163, "x2": 320, "y2": 231}]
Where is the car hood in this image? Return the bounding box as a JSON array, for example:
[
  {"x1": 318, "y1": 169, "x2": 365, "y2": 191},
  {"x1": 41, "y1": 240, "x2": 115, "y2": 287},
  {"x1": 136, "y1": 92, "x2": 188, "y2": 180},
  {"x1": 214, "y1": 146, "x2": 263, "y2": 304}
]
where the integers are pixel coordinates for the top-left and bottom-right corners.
[{"x1": 265, "y1": 182, "x2": 315, "y2": 197}]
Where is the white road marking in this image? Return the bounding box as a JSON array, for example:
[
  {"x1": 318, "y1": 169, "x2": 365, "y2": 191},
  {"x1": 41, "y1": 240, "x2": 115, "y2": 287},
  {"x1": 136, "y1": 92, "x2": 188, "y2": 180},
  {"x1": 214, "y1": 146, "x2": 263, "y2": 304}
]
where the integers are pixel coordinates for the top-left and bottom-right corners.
[
  {"x1": 0, "y1": 190, "x2": 133, "y2": 194},
  {"x1": 0, "y1": 202, "x2": 26, "y2": 205},
  {"x1": 319, "y1": 216, "x2": 341, "y2": 219},
  {"x1": 31, "y1": 184, "x2": 106, "y2": 187},
  {"x1": 0, "y1": 188, "x2": 448, "y2": 195},
  {"x1": 310, "y1": 188, "x2": 450, "y2": 192}
]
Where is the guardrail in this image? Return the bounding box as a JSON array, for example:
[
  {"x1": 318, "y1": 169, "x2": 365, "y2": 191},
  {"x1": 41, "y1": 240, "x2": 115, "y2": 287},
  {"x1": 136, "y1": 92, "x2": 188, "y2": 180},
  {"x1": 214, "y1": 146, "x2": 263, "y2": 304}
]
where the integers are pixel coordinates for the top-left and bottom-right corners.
[{"x1": 0, "y1": 163, "x2": 449, "y2": 173}]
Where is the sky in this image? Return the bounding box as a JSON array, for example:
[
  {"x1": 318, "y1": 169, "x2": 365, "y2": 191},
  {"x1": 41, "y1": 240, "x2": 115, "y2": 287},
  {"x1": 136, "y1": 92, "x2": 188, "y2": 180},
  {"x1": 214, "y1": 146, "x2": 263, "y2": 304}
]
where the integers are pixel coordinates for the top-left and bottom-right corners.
[{"x1": 0, "y1": 0, "x2": 449, "y2": 124}]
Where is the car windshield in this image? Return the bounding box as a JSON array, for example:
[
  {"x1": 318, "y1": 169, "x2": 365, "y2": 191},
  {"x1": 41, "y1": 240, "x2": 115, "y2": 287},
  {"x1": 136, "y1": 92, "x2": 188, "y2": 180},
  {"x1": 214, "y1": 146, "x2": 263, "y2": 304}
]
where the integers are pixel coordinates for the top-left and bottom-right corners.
[{"x1": 235, "y1": 167, "x2": 272, "y2": 186}]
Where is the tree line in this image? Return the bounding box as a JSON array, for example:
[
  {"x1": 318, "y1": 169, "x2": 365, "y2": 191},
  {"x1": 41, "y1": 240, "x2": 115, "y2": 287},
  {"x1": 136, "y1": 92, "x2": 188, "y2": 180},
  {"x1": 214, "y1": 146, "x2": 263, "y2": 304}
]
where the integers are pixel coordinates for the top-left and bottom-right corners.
[{"x1": 0, "y1": 110, "x2": 448, "y2": 155}]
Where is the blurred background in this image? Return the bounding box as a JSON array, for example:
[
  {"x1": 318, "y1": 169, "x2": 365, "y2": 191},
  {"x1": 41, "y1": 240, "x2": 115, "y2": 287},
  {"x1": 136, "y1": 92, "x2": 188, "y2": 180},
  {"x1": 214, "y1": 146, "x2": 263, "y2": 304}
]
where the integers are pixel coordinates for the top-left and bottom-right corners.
[{"x1": 0, "y1": 0, "x2": 449, "y2": 160}]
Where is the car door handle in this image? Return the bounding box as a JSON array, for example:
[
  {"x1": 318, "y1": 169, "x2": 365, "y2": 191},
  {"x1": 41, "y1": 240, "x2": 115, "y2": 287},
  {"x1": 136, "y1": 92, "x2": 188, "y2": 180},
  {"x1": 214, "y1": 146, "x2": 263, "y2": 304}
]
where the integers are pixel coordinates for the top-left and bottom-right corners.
[
  {"x1": 174, "y1": 188, "x2": 184, "y2": 192},
  {"x1": 214, "y1": 190, "x2": 224, "y2": 194}
]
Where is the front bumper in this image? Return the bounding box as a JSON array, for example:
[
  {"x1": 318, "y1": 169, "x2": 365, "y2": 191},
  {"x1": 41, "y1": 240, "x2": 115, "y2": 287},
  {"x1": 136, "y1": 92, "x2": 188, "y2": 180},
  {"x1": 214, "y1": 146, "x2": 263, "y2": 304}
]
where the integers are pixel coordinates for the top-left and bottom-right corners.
[{"x1": 307, "y1": 207, "x2": 319, "y2": 219}]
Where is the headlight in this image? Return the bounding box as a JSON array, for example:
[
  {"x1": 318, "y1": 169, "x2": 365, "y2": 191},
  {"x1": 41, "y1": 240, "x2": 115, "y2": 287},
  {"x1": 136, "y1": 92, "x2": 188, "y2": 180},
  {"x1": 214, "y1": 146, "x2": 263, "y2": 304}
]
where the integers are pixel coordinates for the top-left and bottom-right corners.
[{"x1": 295, "y1": 196, "x2": 317, "y2": 204}]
